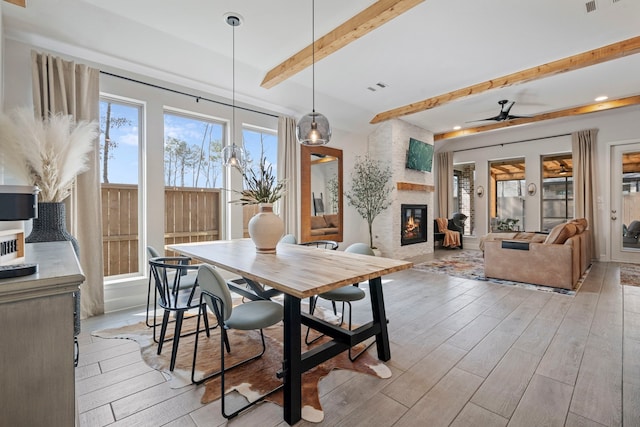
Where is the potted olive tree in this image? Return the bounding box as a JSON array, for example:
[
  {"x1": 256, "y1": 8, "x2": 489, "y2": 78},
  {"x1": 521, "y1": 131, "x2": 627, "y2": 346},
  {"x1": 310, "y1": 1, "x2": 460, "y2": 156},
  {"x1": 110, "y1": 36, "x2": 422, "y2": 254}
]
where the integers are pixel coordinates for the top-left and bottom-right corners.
[{"x1": 345, "y1": 154, "x2": 393, "y2": 251}]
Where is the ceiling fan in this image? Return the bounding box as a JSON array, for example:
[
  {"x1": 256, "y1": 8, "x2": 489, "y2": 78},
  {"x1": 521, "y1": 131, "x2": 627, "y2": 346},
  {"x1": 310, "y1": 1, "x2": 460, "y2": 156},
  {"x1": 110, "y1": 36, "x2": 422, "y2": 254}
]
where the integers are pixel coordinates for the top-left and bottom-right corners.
[{"x1": 468, "y1": 99, "x2": 531, "y2": 122}]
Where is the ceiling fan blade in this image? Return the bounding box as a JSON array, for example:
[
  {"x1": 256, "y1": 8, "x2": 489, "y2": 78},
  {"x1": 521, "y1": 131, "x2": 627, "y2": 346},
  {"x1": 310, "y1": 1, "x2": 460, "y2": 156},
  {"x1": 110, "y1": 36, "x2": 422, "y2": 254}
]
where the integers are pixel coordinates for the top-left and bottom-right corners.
[
  {"x1": 506, "y1": 114, "x2": 531, "y2": 120},
  {"x1": 465, "y1": 115, "x2": 501, "y2": 123},
  {"x1": 503, "y1": 101, "x2": 516, "y2": 115}
]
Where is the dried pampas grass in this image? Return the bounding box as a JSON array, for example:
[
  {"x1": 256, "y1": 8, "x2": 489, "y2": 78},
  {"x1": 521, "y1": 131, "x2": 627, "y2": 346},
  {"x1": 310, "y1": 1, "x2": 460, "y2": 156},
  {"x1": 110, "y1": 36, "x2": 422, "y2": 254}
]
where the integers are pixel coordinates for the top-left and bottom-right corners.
[{"x1": 0, "y1": 108, "x2": 98, "y2": 202}]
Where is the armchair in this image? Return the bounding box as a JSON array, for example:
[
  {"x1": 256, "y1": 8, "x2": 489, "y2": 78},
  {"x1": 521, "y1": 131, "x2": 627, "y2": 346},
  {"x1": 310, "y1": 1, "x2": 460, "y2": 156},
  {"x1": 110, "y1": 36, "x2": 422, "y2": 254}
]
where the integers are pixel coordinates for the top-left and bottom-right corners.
[{"x1": 434, "y1": 212, "x2": 466, "y2": 249}]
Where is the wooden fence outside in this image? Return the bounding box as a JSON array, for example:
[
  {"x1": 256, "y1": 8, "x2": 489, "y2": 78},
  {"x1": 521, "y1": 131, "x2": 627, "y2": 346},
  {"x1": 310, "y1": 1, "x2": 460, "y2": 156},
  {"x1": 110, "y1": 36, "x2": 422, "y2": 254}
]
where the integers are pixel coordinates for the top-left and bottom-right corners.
[{"x1": 101, "y1": 184, "x2": 221, "y2": 277}]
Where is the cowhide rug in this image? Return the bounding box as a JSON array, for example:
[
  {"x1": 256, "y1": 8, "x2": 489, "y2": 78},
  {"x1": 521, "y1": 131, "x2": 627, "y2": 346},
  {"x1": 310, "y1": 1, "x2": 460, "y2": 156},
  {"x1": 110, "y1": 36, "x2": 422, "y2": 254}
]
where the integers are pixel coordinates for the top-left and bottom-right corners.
[{"x1": 92, "y1": 308, "x2": 391, "y2": 423}]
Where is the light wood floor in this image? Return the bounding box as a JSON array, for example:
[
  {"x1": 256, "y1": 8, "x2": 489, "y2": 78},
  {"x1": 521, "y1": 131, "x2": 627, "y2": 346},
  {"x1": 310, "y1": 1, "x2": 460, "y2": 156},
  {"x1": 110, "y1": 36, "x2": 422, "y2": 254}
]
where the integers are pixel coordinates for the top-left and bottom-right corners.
[{"x1": 76, "y1": 253, "x2": 640, "y2": 426}]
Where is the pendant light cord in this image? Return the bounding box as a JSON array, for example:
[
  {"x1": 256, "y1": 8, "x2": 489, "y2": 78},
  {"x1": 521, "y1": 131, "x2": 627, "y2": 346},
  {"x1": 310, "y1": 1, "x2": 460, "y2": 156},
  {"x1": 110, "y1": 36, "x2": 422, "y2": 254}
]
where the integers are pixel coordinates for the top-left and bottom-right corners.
[
  {"x1": 312, "y1": 0, "x2": 316, "y2": 115},
  {"x1": 232, "y1": 21, "x2": 236, "y2": 149}
]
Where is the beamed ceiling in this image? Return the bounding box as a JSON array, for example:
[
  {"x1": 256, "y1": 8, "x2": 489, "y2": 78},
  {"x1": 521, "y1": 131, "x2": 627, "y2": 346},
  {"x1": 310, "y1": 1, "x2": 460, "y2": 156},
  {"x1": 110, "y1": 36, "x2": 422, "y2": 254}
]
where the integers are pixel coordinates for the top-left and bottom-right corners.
[{"x1": 3, "y1": 0, "x2": 640, "y2": 141}]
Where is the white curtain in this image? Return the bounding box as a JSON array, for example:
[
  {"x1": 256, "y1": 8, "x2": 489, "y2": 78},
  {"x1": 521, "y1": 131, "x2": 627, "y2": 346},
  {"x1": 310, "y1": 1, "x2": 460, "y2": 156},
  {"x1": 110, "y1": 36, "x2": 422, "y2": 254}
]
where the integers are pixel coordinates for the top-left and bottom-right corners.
[
  {"x1": 437, "y1": 151, "x2": 454, "y2": 218},
  {"x1": 572, "y1": 128, "x2": 598, "y2": 260},
  {"x1": 32, "y1": 50, "x2": 105, "y2": 318},
  {"x1": 277, "y1": 116, "x2": 299, "y2": 237}
]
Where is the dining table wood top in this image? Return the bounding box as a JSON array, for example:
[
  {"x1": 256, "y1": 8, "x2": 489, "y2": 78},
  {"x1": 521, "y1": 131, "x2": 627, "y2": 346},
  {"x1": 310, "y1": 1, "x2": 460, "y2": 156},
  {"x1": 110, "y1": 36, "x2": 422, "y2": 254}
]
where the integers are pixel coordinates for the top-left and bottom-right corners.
[{"x1": 168, "y1": 239, "x2": 413, "y2": 299}]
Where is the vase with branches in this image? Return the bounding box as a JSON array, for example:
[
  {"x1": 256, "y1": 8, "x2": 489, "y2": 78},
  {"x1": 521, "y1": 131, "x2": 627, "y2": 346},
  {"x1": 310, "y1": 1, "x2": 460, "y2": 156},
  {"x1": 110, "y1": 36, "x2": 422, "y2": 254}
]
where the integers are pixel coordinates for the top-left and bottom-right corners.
[
  {"x1": 0, "y1": 107, "x2": 98, "y2": 253},
  {"x1": 345, "y1": 154, "x2": 394, "y2": 249},
  {"x1": 229, "y1": 154, "x2": 286, "y2": 253}
]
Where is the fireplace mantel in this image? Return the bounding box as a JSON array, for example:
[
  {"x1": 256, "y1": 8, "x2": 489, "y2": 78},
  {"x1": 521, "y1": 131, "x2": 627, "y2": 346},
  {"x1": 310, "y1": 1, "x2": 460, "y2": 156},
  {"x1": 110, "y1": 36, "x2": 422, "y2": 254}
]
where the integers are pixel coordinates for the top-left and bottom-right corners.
[{"x1": 396, "y1": 182, "x2": 435, "y2": 192}]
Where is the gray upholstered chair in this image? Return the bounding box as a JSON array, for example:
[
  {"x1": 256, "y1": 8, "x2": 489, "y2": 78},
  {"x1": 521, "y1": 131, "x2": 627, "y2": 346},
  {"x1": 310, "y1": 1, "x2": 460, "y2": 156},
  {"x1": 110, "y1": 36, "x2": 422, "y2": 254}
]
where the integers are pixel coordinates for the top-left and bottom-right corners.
[
  {"x1": 191, "y1": 264, "x2": 283, "y2": 418},
  {"x1": 305, "y1": 242, "x2": 373, "y2": 360},
  {"x1": 280, "y1": 234, "x2": 298, "y2": 244}
]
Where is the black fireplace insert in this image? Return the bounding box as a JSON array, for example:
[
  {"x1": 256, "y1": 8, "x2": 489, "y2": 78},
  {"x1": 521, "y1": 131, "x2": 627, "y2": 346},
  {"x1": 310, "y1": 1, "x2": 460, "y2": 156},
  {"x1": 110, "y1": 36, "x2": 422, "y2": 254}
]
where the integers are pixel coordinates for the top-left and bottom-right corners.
[{"x1": 401, "y1": 204, "x2": 427, "y2": 246}]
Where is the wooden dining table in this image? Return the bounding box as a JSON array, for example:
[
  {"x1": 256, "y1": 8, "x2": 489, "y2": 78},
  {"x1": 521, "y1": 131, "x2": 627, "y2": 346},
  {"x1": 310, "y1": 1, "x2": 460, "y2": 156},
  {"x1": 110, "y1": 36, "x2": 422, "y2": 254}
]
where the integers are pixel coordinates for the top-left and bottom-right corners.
[{"x1": 168, "y1": 239, "x2": 412, "y2": 425}]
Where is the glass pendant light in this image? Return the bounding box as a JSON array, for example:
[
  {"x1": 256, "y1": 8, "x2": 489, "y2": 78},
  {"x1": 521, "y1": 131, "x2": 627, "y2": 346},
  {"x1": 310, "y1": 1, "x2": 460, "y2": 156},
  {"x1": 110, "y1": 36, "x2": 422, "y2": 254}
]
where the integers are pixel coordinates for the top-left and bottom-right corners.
[
  {"x1": 222, "y1": 14, "x2": 246, "y2": 169},
  {"x1": 296, "y1": 0, "x2": 331, "y2": 146}
]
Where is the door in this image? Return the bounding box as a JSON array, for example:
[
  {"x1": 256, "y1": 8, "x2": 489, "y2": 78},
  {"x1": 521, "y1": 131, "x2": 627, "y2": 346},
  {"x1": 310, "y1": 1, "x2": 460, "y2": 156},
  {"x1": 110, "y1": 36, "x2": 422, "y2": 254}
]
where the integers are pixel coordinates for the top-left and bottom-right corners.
[{"x1": 611, "y1": 142, "x2": 640, "y2": 262}]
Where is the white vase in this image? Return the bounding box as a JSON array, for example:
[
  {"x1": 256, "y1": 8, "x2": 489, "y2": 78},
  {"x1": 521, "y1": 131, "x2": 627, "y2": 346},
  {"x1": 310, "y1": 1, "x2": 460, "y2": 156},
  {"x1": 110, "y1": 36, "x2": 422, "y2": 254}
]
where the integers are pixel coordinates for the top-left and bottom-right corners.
[{"x1": 248, "y1": 203, "x2": 284, "y2": 254}]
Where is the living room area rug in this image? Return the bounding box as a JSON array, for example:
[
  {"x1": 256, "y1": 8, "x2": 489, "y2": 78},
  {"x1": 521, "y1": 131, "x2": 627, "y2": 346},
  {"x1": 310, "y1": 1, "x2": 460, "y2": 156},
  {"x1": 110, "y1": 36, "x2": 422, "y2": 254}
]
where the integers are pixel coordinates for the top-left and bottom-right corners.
[
  {"x1": 619, "y1": 262, "x2": 640, "y2": 287},
  {"x1": 92, "y1": 307, "x2": 390, "y2": 423},
  {"x1": 413, "y1": 250, "x2": 586, "y2": 296}
]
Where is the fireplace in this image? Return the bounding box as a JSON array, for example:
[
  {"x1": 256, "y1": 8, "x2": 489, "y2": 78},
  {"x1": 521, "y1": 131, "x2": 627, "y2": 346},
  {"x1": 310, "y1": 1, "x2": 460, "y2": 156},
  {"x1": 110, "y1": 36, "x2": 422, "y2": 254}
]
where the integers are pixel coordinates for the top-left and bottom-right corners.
[{"x1": 401, "y1": 204, "x2": 427, "y2": 246}]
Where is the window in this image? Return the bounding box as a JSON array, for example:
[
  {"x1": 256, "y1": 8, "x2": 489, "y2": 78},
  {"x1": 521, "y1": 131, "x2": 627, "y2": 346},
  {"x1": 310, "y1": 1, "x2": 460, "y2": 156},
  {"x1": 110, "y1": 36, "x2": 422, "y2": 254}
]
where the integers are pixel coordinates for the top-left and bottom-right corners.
[
  {"x1": 490, "y1": 159, "x2": 525, "y2": 232},
  {"x1": 242, "y1": 126, "x2": 278, "y2": 179},
  {"x1": 163, "y1": 112, "x2": 224, "y2": 247},
  {"x1": 164, "y1": 112, "x2": 224, "y2": 188},
  {"x1": 453, "y1": 163, "x2": 475, "y2": 235},
  {"x1": 541, "y1": 154, "x2": 573, "y2": 231},
  {"x1": 99, "y1": 98, "x2": 143, "y2": 278},
  {"x1": 241, "y1": 126, "x2": 278, "y2": 236}
]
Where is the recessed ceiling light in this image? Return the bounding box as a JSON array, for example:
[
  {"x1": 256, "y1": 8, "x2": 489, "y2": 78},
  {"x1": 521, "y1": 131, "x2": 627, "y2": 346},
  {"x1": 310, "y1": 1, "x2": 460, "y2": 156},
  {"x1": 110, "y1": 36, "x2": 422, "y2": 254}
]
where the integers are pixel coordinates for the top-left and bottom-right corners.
[
  {"x1": 453, "y1": 125, "x2": 461, "y2": 130},
  {"x1": 595, "y1": 95, "x2": 608, "y2": 102}
]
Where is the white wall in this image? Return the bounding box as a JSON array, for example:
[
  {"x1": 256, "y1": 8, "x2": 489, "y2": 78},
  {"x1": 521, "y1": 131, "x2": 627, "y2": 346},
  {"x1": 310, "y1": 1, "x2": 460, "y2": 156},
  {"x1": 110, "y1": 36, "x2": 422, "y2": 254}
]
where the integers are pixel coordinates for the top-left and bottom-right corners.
[
  {"x1": 368, "y1": 119, "x2": 435, "y2": 259},
  {"x1": 437, "y1": 106, "x2": 640, "y2": 260}
]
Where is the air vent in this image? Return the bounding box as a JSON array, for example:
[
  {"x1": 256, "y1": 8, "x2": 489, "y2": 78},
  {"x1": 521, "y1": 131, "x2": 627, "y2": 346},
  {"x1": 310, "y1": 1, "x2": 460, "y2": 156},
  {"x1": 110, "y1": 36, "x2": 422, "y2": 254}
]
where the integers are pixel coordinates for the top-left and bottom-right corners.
[
  {"x1": 367, "y1": 87, "x2": 377, "y2": 92},
  {"x1": 585, "y1": 0, "x2": 597, "y2": 12},
  {"x1": 376, "y1": 82, "x2": 388, "y2": 88}
]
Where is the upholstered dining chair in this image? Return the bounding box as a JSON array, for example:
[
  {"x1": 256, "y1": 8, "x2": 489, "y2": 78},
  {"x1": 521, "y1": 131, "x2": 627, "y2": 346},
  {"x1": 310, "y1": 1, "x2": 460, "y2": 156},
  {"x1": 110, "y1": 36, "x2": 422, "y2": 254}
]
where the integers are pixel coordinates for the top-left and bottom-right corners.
[
  {"x1": 191, "y1": 264, "x2": 283, "y2": 419},
  {"x1": 279, "y1": 234, "x2": 297, "y2": 244},
  {"x1": 146, "y1": 246, "x2": 198, "y2": 340},
  {"x1": 149, "y1": 257, "x2": 205, "y2": 371},
  {"x1": 305, "y1": 242, "x2": 373, "y2": 361}
]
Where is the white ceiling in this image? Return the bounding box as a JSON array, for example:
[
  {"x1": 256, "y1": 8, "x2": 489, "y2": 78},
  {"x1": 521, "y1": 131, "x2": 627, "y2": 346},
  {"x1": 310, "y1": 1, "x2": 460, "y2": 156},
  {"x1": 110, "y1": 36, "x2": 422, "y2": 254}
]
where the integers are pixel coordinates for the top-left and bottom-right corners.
[{"x1": 3, "y1": 0, "x2": 640, "y2": 138}]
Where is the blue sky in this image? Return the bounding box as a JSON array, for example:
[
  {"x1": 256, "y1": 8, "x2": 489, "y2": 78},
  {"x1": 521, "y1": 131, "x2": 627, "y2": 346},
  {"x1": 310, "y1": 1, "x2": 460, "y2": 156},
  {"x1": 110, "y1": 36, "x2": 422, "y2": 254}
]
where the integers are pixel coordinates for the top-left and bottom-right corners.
[{"x1": 99, "y1": 101, "x2": 277, "y2": 187}]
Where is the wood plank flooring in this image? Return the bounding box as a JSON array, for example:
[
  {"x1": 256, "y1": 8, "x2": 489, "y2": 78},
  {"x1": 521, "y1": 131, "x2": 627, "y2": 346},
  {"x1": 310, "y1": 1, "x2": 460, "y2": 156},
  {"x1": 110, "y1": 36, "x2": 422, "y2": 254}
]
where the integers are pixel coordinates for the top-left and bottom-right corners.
[{"x1": 76, "y1": 254, "x2": 639, "y2": 426}]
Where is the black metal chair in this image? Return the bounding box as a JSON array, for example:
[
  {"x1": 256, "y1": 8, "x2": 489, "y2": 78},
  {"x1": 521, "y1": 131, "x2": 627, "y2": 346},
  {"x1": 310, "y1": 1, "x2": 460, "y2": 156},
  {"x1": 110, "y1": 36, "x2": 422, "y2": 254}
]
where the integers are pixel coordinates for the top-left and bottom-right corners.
[
  {"x1": 305, "y1": 242, "x2": 373, "y2": 361},
  {"x1": 146, "y1": 246, "x2": 199, "y2": 343},
  {"x1": 149, "y1": 257, "x2": 206, "y2": 371},
  {"x1": 191, "y1": 264, "x2": 283, "y2": 419},
  {"x1": 299, "y1": 240, "x2": 339, "y2": 250}
]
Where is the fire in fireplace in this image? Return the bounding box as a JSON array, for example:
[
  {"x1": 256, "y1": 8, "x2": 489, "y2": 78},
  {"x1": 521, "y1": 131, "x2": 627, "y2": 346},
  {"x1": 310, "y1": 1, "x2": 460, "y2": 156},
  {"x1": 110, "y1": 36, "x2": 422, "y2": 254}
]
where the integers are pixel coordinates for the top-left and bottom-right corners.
[{"x1": 401, "y1": 204, "x2": 427, "y2": 246}]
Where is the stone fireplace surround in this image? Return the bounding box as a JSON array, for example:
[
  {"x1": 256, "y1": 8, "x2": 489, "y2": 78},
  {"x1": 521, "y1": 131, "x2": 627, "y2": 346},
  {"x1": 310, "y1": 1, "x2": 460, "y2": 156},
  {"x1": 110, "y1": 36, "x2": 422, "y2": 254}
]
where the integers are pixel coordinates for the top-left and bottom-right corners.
[{"x1": 368, "y1": 119, "x2": 435, "y2": 260}]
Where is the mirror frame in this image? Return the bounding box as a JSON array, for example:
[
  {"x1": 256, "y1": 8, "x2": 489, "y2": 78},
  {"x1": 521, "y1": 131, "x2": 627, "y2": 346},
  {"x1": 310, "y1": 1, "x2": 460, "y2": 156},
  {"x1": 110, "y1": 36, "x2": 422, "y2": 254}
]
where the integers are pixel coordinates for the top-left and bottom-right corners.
[{"x1": 300, "y1": 145, "x2": 344, "y2": 243}]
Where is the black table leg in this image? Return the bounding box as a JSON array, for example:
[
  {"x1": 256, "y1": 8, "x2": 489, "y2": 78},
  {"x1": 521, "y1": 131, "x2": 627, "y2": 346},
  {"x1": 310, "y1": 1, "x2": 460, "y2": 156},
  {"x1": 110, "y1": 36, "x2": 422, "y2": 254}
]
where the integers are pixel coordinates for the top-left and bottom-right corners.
[
  {"x1": 368, "y1": 276, "x2": 391, "y2": 361},
  {"x1": 283, "y1": 294, "x2": 302, "y2": 425}
]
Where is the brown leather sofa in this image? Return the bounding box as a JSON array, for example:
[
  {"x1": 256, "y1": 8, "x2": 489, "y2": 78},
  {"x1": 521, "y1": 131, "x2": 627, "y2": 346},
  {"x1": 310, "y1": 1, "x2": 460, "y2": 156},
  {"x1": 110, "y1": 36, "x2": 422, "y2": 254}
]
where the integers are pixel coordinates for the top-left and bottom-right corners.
[
  {"x1": 483, "y1": 218, "x2": 591, "y2": 290},
  {"x1": 310, "y1": 214, "x2": 339, "y2": 236}
]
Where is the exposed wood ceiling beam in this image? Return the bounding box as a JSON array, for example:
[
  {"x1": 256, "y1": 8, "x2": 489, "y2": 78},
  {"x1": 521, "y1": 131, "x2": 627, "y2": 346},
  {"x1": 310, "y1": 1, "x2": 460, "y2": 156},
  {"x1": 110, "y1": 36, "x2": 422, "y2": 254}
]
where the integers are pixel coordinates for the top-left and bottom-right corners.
[
  {"x1": 371, "y1": 35, "x2": 640, "y2": 124},
  {"x1": 434, "y1": 95, "x2": 640, "y2": 142},
  {"x1": 4, "y1": 0, "x2": 25, "y2": 6},
  {"x1": 260, "y1": 0, "x2": 424, "y2": 89}
]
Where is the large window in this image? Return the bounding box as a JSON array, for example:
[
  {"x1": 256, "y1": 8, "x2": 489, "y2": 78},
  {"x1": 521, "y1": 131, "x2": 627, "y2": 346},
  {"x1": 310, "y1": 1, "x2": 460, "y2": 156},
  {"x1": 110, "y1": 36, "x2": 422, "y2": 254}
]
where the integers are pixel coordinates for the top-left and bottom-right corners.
[
  {"x1": 241, "y1": 126, "x2": 278, "y2": 236},
  {"x1": 163, "y1": 112, "x2": 224, "y2": 247},
  {"x1": 541, "y1": 154, "x2": 573, "y2": 231},
  {"x1": 99, "y1": 98, "x2": 143, "y2": 278},
  {"x1": 490, "y1": 159, "x2": 525, "y2": 232}
]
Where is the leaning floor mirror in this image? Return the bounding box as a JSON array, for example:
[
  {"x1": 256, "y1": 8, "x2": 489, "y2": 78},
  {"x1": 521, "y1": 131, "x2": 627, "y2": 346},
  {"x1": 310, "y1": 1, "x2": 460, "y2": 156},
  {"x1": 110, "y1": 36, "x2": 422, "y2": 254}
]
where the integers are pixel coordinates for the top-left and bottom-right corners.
[{"x1": 300, "y1": 145, "x2": 343, "y2": 243}]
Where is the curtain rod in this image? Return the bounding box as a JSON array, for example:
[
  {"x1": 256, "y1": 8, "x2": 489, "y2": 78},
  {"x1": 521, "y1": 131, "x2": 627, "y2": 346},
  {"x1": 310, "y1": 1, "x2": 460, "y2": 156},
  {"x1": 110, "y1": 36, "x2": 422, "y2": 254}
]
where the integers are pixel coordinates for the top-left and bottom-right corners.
[
  {"x1": 452, "y1": 133, "x2": 572, "y2": 153},
  {"x1": 99, "y1": 70, "x2": 279, "y2": 119}
]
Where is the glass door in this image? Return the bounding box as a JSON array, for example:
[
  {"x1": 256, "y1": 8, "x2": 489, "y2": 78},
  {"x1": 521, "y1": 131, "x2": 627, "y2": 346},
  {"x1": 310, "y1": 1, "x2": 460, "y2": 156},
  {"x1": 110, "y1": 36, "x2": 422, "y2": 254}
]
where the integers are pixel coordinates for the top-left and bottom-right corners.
[{"x1": 611, "y1": 143, "x2": 640, "y2": 262}]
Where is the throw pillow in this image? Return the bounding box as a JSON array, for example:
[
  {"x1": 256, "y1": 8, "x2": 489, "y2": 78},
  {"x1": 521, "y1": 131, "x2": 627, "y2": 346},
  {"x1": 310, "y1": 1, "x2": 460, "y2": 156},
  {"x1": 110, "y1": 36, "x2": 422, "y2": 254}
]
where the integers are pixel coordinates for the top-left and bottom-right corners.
[
  {"x1": 324, "y1": 214, "x2": 339, "y2": 228},
  {"x1": 310, "y1": 216, "x2": 328, "y2": 229},
  {"x1": 544, "y1": 222, "x2": 578, "y2": 245},
  {"x1": 570, "y1": 218, "x2": 588, "y2": 233}
]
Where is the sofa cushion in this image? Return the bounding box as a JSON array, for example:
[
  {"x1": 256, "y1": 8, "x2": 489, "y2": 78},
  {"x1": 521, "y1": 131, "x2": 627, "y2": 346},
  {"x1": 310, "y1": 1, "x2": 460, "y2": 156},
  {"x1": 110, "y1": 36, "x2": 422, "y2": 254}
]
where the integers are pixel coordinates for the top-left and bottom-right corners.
[
  {"x1": 570, "y1": 218, "x2": 588, "y2": 233},
  {"x1": 324, "y1": 214, "x2": 339, "y2": 228},
  {"x1": 544, "y1": 222, "x2": 577, "y2": 245},
  {"x1": 310, "y1": 216, "x2": 328, "y2": 229}
]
